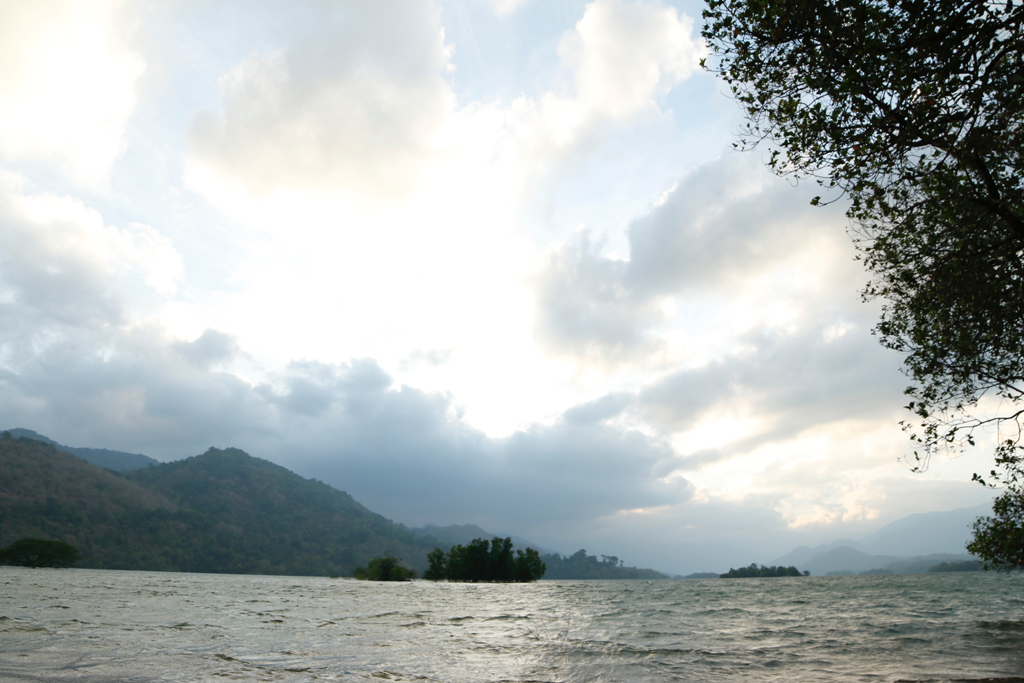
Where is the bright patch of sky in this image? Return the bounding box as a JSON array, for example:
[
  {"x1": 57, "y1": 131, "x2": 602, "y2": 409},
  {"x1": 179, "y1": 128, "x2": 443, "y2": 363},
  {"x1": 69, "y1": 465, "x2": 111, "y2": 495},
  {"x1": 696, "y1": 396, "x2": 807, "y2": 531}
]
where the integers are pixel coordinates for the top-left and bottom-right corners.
[{"x1": 0, "y1": 0, "x2": 994, "y2": 573}]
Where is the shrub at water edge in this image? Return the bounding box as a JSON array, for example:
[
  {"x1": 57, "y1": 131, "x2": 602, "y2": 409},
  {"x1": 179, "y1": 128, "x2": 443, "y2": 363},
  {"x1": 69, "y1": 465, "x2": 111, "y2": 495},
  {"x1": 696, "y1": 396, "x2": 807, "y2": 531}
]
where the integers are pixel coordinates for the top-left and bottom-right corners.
[
  {"x1": 0, "y1": 538, "x2": 82, "y2": 568},
  {"x1": 353, "y1": 554, "x2": 417, "y2": 581}
]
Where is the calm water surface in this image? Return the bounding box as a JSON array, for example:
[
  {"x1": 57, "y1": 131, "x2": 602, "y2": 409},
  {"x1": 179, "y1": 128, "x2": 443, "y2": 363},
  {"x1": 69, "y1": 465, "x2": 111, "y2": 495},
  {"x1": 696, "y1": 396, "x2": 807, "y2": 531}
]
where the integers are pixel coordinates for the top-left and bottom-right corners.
[{"x1": 1, "y1": 568, "x2": 1022, "y2": 682}]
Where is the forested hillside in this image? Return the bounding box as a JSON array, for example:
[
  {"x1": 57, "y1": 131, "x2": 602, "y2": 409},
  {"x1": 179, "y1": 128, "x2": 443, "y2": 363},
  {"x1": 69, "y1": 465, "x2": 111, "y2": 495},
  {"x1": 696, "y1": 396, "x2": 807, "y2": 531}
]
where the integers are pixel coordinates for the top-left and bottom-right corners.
[
  {"x1": 1, "y1": 434, "x2": 671, "y2": 579},
  {"x1": 0, "y1": 436, "x2": 439, "y2": 575}
]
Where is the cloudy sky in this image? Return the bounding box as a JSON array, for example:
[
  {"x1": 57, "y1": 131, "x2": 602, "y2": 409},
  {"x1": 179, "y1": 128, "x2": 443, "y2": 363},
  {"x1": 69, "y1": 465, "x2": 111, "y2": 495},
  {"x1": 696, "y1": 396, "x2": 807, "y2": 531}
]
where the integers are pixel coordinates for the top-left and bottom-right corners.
[{"x1": 0, "y1": 0, "x2": 997, "y2": 573}]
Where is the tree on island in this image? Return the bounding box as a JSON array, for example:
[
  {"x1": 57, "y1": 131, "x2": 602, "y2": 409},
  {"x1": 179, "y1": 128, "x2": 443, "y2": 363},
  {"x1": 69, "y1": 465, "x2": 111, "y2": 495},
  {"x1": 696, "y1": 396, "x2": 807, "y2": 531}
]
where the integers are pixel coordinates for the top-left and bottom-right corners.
[
  {"x1": 353, "y1": 554, "x2": 417, "y2": 581},
  {"x1": 701, "y1": 0, "x2": 1024, "y2": 568},
  {"x1": 720, "y1": 564, "x2": 807, "y2": 578},
  {"x1": 423, "y1": 537, "x2": 546, "y2": 582},
  {"x1": 0, "y1": 538, "x2": 81, "y2": 568},
  {"x1": 539, "y1": 549, "x2": 668, "y2": 579}
]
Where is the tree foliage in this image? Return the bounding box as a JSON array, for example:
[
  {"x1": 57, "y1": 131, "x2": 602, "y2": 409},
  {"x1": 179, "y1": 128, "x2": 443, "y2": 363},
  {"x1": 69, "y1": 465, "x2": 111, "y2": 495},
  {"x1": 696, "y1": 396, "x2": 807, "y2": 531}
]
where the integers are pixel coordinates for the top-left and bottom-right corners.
[
  {"x1": 0, "y1": 538, "x2": 81, "y2": 568},
  {"x1": 702, "y1": 0, "x2": 1024, "y2": 568},
  {"x1": 423, "y1": 537, "x2": 546, "y2": 582},
  {"x1": 968, "y1": 490, "x2": 1024, "y2": 570},
  {"x1": 353, "y1": 554, "x2": 417, "y2": 581}
]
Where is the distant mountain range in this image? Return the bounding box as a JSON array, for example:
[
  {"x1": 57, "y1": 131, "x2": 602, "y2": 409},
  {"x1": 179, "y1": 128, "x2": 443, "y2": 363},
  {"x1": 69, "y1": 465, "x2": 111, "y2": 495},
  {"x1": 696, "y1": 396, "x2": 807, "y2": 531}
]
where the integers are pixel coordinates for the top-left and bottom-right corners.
[
  {"x1": 5, "y1": 427, "x2": 986, "y2": 579},
  {"x1": 0, "y1": 429, "x2": 665, "y2": 579},
  {"x1": 770, "y1": 504, "x2": 989, "y2": 575}
]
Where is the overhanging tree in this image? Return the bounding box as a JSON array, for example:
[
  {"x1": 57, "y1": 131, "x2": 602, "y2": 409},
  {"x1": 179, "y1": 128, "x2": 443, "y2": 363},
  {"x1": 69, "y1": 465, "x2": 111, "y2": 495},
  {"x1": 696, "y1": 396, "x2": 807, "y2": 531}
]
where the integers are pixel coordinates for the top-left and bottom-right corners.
[{"x1": 701, "y1": 0, "x2": 1024, "y2": 568}]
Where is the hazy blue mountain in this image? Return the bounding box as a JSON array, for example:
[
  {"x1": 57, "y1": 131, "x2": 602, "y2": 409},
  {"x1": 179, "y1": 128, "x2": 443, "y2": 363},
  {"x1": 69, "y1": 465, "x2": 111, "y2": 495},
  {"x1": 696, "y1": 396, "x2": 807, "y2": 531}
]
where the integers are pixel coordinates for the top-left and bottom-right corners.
[
  {"x1": 772, "y1": 539, "x2": 860, "y2": 567},
  {"x1": 801, "y1": 547, "x2": 904, "y2": 575},
  {"x1": 772, "y1": 504, "x2": 991, "y2": 573},
  {"x1": 855, "y1": 504, "x2": 990, "y2": 556},
  {"x1": 4, "y1": 428, "x2": 160, "y2": 471},
  {"x1": 796, "y1": 546, "x2": 977, "y2": 576},
  {"x1": 412, "y1": 523, "x2": 555, "y2": 555},
  {"x1": 883, "y1": 554, "x2": 977, "y2": 574}
]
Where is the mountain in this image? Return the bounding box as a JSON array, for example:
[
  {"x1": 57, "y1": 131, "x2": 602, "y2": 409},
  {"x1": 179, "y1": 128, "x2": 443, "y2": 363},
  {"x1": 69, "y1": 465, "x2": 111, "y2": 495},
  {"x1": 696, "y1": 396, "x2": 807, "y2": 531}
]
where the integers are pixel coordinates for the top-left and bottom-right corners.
[
  {"x1": 855, "y1": 504, "x2": 990, "y2": 556},
  {"x1": 772, "y1": 539, "x2": 860, "y2": 568},
  {"x1": 772, "y1": 503, "x2": 991, "y2": 573},
  {"x1": 778, "y1": 545, "x2": 976, "y2": 576},
  {"x1": 800, "y1": 547, "x2": 904, "y2": 575},
  {"x1": 2, "y1": 431, "x2": 669, "y2": 579},
  {"x1": 4, "y1": 428, "x2": 160, "y2": 471},
  {"x1": 770, "y1": 505, "x2": 991, "y2": 575},
  {"x1": 0, "y1": 436, "x2": 438, "y2": 575}
]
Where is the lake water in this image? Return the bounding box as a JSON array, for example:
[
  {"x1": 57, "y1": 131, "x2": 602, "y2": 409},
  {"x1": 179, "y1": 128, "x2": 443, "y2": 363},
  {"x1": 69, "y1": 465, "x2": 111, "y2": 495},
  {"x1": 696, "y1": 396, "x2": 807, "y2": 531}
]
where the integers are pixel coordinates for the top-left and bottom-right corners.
[{"x1": 1, "y1": 568, "x2": 1022, "y2": 683}]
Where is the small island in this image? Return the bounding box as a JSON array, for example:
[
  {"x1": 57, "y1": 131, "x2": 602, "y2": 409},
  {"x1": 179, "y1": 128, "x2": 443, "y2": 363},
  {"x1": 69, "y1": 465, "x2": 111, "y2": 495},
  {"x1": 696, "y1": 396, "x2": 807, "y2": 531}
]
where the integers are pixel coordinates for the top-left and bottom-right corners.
[
  {"x1": 424, "y1": 537, "x2": 546, "y2": 582},
  {"x1": 353, "y1": 554, "x2": 417, "y2": 581},
  {"x1": 720, "y1": 564, "x2": 808, "y2": 578}
]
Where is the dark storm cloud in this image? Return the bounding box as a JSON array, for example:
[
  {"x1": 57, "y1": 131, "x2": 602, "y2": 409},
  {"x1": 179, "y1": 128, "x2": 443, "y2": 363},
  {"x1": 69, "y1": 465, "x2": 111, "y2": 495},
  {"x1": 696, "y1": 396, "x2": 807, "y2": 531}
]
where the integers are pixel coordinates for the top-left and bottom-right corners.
[
  {"x1": 268, "y1": 362, "x2": 687, "y2": 529},
  {"x1": 0, "y1": 327, "x2": 271, "y2": 458}
]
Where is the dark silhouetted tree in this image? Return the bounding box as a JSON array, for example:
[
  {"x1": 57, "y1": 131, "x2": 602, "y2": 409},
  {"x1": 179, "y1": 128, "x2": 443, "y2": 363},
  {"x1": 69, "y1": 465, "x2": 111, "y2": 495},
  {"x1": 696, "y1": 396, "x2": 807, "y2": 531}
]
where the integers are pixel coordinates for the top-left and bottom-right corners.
[
  {"x1": 702, "y1": 0, "x2": 1024, "y2": 568},
  {"x1": 968, "y1": 490, "x2": 1024, "y2": 571},
  {"x1": 353, "y1": 554, "x2": 416, "y2": 581},
  {"x1": 0, "y1": 538, "x2": 81, "y2": 568},
  {"x1": 423, "y1": 538, "x2": 545, "y2": 582}
]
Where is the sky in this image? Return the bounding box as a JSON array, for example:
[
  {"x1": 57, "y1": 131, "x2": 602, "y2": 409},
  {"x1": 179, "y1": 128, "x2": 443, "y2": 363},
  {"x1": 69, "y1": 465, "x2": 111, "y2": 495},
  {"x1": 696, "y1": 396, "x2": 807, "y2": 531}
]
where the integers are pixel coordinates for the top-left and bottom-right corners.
[{"x1": 0, "y1": 0, "x2": 999, "y2": 574}]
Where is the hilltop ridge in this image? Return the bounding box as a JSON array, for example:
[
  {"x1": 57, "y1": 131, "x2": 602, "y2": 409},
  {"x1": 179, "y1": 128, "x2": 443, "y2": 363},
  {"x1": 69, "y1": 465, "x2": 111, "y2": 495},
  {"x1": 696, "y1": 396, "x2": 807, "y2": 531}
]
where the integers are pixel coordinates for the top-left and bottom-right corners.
[{"x1": 4, "y1": 428, "x2": 160, "y2": 471}]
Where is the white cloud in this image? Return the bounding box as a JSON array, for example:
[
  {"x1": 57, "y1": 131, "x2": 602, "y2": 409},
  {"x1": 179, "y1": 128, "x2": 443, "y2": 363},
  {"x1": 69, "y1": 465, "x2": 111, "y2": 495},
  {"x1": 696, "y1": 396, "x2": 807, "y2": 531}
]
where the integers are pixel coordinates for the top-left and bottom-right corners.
[
  {"x1": 559, "y1": 0, "x2": 704, "y2": 120},
  {"x1": 186, "y1": 0, "x2": 454, "y2": 198},
  {"x1": 486, "y1": 0, "x2": 530, "y2": 15},
  {"x1": 0, "y1": 171, "x2": 182, "y2": 338},
  {"x1": 530, "y1": 154, "x2": 860, "y2": 368},
  {"x1": 0, "y1": 0, "x2": 144, "y2": 188},
  {"x1": 501, "y1": 0, "x2": 705, "y2": 175}
]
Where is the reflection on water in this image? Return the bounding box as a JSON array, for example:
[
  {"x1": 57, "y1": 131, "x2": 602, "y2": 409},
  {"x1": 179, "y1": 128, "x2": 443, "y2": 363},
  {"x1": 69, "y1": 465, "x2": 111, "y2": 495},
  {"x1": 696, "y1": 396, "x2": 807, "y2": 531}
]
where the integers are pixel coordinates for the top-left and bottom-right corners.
[{"x1": 1, "y1": 568, "x2": 1023, "y2": 682}]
